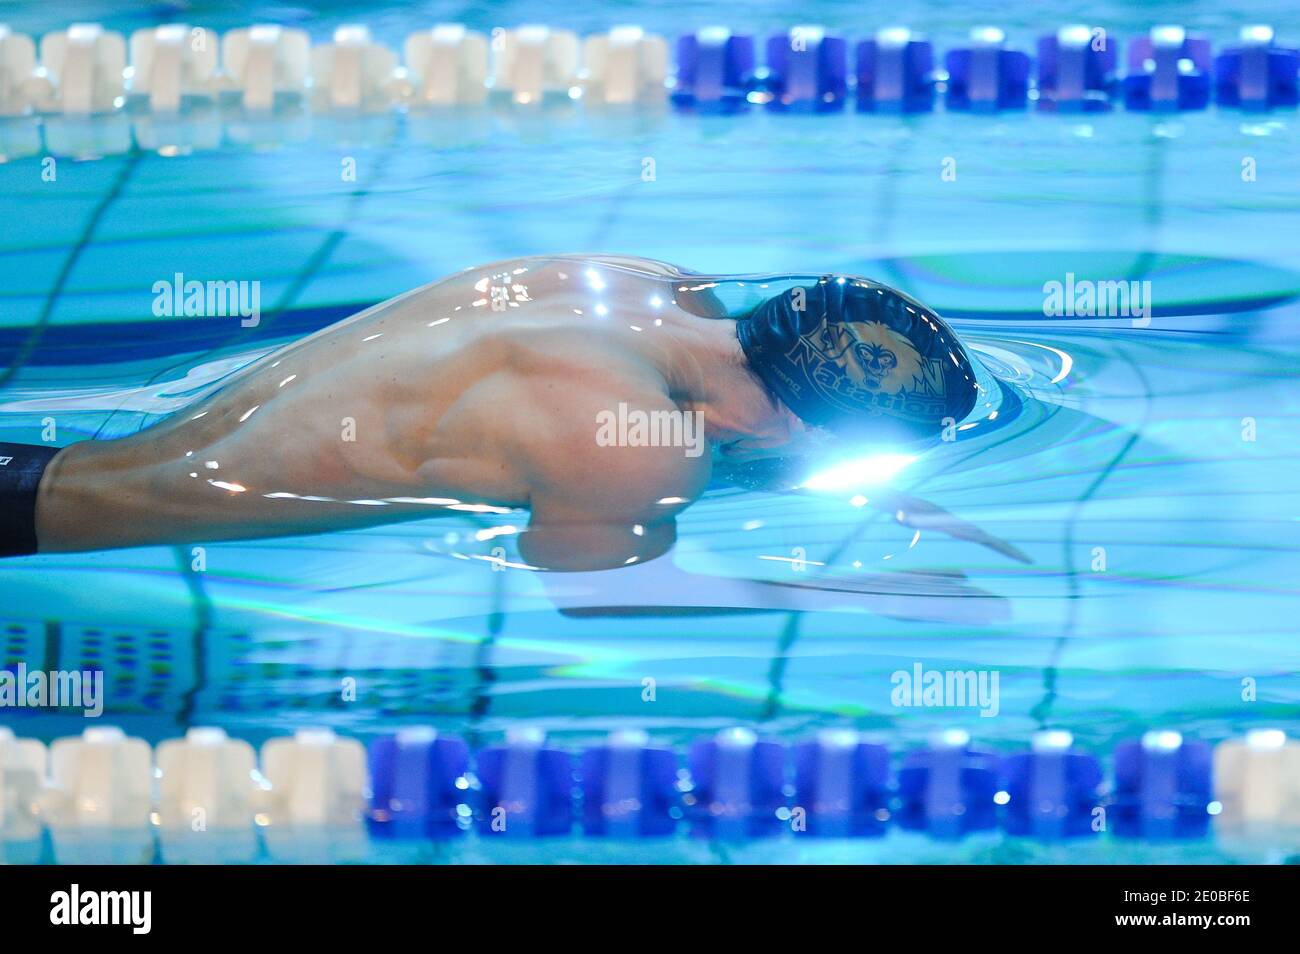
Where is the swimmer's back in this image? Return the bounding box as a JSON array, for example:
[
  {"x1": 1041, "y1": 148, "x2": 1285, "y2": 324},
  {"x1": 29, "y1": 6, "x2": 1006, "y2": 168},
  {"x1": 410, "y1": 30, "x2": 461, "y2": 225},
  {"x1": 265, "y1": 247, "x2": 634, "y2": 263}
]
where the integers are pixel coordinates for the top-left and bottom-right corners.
[{"x1": 69, "y1": 258, "x2": 709, "y2": 541}]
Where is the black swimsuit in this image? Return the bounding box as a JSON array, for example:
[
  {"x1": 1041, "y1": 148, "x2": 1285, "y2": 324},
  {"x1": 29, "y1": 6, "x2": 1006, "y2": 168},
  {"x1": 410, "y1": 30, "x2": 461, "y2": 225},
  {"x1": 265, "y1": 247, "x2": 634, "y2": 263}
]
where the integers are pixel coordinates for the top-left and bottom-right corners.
[{"x1": 0, "y1": 442, "x2": 61, "y2": 557}]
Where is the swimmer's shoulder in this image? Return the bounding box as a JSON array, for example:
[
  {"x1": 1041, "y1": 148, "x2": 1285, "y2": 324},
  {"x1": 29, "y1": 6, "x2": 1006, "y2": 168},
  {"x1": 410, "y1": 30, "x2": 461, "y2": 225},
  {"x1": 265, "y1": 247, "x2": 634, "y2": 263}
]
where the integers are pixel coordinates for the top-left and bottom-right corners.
[{"x1": 513, "y1": 380, "x2": 711, "y2": 525}]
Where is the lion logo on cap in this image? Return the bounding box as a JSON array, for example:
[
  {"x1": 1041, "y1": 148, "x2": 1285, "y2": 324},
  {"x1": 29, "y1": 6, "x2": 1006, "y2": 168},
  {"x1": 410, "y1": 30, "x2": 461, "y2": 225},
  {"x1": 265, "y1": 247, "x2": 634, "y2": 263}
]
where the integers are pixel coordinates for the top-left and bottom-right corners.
[{"x1": 812, "y1": 320, "x2": 925, "y2": 395}]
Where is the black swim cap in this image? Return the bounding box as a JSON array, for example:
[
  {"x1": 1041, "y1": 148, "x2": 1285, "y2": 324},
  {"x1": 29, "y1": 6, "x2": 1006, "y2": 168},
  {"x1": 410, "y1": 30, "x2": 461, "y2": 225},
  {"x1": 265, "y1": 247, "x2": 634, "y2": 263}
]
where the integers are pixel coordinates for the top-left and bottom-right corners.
[{"x1": 736, "y1": 276, "x2": 978, "y2": 440}]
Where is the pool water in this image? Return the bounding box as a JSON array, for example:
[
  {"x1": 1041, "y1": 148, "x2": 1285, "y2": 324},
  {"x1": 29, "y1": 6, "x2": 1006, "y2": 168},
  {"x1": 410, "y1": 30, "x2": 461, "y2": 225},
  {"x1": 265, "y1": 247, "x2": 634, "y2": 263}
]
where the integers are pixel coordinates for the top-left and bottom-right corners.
[{"x1": 1, "y1": 1, "x2": 1298, "y2": 863}]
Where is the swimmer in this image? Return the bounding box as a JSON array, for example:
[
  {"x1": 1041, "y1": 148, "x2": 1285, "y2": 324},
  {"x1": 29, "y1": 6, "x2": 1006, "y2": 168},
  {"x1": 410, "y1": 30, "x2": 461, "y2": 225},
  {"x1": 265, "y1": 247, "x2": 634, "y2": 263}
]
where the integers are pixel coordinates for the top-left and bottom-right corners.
[{"x1": 1, "y1": 256, "x2": 978, "y2": 570}]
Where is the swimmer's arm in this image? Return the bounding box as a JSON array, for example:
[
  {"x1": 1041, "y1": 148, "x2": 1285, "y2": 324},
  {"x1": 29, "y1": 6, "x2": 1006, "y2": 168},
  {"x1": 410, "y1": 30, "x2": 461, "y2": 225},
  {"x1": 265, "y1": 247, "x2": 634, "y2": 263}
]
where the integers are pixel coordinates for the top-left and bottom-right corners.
[
  {"x1": 517, "y1": 445, "x2": 704, "y2": 571},
  {"x1": 518, "y1": 502, "x2": 677, "y2": 572},
  {"x1": 511, "y1": 378, "x2": 709, "y2": 570}
]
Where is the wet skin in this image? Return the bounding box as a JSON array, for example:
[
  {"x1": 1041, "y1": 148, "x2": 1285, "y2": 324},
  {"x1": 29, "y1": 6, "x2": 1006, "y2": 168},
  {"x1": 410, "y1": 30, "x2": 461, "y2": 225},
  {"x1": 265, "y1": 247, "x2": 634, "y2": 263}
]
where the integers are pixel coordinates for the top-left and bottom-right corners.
[{"x1": 35, "y1": 256, "x2": 789, "y2": 570}]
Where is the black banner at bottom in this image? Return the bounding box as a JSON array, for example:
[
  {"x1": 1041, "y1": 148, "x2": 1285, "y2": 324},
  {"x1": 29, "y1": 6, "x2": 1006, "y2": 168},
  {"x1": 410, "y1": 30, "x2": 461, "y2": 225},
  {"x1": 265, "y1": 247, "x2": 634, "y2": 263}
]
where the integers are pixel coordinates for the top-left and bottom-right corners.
[{"x1": 0, "y1": 864, "x2": 1291, "y2": 940}]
